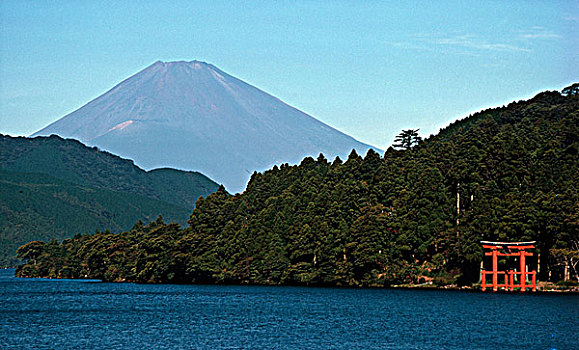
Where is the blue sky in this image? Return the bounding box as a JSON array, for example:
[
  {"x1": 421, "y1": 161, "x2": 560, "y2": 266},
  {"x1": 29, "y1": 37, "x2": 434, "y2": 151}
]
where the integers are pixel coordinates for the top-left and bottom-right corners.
[{"x1": 0, "y1": 1, "x2": 577, "y2": 149}]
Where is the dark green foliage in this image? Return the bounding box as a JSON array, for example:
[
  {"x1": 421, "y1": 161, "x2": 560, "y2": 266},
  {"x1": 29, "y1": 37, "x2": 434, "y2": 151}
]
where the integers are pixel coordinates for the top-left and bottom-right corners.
[
  {"x1": 393, "y1": 129, "x2": 422, "y2": 150},
  {"x1": 562, "y1": 83, "x2": 579, "y2": 96},
  {"x1": 0, "y1": 135, "x2": 219, "y2": 265},
  {"x1": 15, "y1": 89, "x2": 579, "y2": 286}
]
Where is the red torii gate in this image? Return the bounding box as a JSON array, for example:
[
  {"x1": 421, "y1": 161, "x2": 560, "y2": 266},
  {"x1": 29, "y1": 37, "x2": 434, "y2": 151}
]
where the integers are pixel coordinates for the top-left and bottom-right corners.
[{"x1": 480, "y1": 241, "x2": 537, "y2": 292}]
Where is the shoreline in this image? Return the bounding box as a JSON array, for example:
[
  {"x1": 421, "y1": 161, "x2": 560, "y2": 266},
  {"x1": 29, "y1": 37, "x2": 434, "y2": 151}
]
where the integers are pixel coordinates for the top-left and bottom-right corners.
[{"x1": 8, "y1": 270, "x2": 579, "y2": 294}]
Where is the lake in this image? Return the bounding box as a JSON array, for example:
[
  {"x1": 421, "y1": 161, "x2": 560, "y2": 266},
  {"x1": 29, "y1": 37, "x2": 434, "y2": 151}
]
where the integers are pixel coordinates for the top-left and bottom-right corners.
[{"x1": 0, "y1": 268, "x2": 577, "y2": 349}]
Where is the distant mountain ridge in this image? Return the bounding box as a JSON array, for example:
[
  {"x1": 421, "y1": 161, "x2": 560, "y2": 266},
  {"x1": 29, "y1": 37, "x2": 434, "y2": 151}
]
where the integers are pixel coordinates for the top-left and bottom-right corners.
[
  {"x1": 0, "y1": 134, "x2": 219, "y2": 265},
  {"x1": 33, "y1": 60, "x2": 379, "y2": 192}
]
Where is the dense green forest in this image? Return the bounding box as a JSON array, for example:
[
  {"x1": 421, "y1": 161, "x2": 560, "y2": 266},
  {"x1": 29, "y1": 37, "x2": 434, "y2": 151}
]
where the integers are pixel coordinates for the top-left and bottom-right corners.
[
  {"x1": 0, "y1": 135, "x2": 219, "y2": 265},
  {"x1": 15, "y1": 87, "x2": 579, "y2": 287}
]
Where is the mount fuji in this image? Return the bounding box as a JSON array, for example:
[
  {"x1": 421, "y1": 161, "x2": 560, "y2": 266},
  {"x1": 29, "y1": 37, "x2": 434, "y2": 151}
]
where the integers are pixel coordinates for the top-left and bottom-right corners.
[{"x1": 33, "y1": 61, "x2": 379, "y2": 192}]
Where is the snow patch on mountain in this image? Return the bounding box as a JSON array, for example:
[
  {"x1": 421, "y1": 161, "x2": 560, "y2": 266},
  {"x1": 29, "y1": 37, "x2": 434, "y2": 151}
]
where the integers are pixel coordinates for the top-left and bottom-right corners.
[{"x1": 108, "y1": 120, "x2": 134, "y2": 132}]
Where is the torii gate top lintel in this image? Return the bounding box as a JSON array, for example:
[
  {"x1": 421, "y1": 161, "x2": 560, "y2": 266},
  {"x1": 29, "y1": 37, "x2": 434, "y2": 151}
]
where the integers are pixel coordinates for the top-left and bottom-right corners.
[{"x1": 480, "y1": 241, "x2": 536, "y2": 248}]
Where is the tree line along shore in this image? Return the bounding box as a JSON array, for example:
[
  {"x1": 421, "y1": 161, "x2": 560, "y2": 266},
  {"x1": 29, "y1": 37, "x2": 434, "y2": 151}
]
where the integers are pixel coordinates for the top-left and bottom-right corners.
[{"x1": 15, "y1": 86, "x2": 579, "y2": 289}]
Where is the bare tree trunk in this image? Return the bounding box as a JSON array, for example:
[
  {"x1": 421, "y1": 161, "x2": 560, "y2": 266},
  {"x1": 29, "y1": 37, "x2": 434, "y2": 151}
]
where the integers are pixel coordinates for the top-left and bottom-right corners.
[
  {"x1": 456, "y1": 183, "x2": 460, "y2": 226},
  {"x1": 456, "y1": 182, "x2": 460, "y2": 237}
]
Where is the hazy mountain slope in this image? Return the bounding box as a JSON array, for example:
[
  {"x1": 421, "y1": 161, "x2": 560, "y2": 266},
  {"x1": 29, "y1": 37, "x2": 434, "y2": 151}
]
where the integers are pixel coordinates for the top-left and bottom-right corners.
[
  {"x1": 1, "y1": 134, "x2": 218, "y2": 209},
  {"x1": 0, "y1": 134, "x2": 219, "y2": 265},
  {"x1": 0, "y1": 170, "x2": 193, "y2": 266},
  {"x1": 33, "y1": 61, "x2": 379, "y2": 192}
]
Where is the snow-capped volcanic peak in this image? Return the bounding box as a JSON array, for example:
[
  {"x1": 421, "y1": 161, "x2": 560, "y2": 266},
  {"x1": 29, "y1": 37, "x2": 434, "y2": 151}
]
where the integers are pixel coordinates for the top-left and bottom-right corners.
[{"x1": 33, "y1": 60, "x2": 379, "y2": 192}]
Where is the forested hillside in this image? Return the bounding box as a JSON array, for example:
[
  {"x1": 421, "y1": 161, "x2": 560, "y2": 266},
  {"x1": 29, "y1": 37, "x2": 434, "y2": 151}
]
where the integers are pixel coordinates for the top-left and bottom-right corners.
[
  {"x1": 16, "y1": 87, "x2": 578, "y2": 286},
  {"x1": 1, "y1": 135, "x2": 217, "y2": 209},
  {"x1": 0, "y1": 135, "x2": 219, "y2": 265}
]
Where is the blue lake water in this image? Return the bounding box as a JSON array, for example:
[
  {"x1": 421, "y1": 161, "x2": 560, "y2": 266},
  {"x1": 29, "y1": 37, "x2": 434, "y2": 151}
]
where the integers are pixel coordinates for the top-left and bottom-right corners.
[{"x1": 0, "y1": 268, "x2": 577, "y2": 349}]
